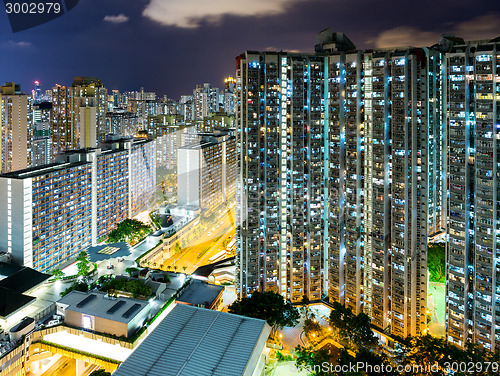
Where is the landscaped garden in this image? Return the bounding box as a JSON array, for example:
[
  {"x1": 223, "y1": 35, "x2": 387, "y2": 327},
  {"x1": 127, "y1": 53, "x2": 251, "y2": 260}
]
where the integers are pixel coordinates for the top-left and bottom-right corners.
[{"x1": 106, "y1": 218, "x2": 153, "y2": 245}]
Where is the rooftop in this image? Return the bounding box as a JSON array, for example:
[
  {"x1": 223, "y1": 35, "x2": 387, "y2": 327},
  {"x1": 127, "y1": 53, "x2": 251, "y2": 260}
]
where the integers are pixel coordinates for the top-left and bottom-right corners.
[
  {"x1": 0, "y1": 265, "x2": 51, "y2": 294},
  {"x1": 0, "y1": 287, "x2": 35, "y2": 319},
  {"x1": 0, "y1": 263, "x2": 50, "y2": 318},
  {"x1": 177, "y1": 280, "x2": 223, "y2": 307},
  {"x1": 113, "y1": 304, "x2": 271, "y2": 376},
  {"x1": 57, "y1": 291, "x2": 149, "y2": 324},
  {"x1": 0, "y1": 161, "x2": 88, "y2": 179}
]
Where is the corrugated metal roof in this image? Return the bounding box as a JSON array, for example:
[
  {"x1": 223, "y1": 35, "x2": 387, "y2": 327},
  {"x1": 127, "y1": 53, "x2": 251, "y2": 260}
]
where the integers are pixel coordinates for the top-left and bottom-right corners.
[{"x1": 114, "y1": 304, "x2": 270, "y2": 376}]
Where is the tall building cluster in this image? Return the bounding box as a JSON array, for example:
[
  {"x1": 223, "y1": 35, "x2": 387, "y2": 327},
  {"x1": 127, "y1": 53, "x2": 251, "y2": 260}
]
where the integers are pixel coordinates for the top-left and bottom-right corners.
[
  {"x1": 0, "y1": 138, "x2": 156, "y2": 273},
  {"x1": 236, "y1": 30, "x2": 500, "y2": 349},
  {"x1": 0, "y1": 82, "x2": 32, "y2": 173}
]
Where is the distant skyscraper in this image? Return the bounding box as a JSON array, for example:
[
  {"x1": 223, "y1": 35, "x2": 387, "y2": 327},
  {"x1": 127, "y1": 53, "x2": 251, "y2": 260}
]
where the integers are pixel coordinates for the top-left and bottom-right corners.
[
  {"x1": 0, "y1": 82, "x2": 32, "y2": 173},
  {"x1": 51, "y1": 77, "x2": 108, "y2": 154},
  {"x1": 33, "y1": 80, "x2": 42, "y2": 103},
  {"x1": 178, "y1": 131, "x2": 236, "y2": 210},
  {"x1": 223, "y1": 76, "x2": 236, "y2": 114},
  {"x1": 193, "y1": 84, "x2": 220, "y2": 120}
]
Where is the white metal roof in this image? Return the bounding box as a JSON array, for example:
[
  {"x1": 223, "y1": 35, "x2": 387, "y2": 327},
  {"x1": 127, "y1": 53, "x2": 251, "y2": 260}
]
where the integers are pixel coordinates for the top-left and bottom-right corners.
[{"x1": 113, "y1": 304, "x2": 271, "y2": 376}]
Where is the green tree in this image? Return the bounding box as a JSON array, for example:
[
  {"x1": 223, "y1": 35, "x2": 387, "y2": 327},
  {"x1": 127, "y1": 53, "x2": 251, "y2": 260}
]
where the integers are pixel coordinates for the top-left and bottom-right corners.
[
  {"x1": 398, "y1": 335, "x2": 500, "y2": 376},
  {"x1": 303, "y1": 318, "x2": 323, "y2": 338},
  {"x1": 428, "y1": 243, "x2": 445, "y2": 283},
  {"x1": 174, "y1": 242, "x2": 181, "y2": 253},
  {"x1": 61, "y1": 281, "x2": 89, "y2": 297},
  {"x1": 89, "y1": 370, "x2": 111, "y2": 376},
  {"x1": 294, "y1": 345, "x2": 336, "y2": 376},
  {"x1": 228, "y1": 291, "x2": 300, "y2": 333},
  {"x1": 329, "y1": 302, "x2": 377, "y2": 350},
  {"x1": 76, "y1": 251, "x2": 91, "y2": 280},
  {"x1": 301, "y1": 295, "x2": 310, "y2": 318},
  {"x1": 51, "y1": 269, "x2": 64, "y2": 280}
]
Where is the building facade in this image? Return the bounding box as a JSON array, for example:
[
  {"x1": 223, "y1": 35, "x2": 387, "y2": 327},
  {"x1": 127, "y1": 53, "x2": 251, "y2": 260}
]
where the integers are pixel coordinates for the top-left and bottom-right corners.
[
  {"x1": 178, "y1": 131, "x2": 236, "y2": 210},
  {"x1": 445, "y1": 39, "x2": 500, "y2": 351},
  {"x1": 130, "y1": 139, "x2": 156, "y2": 216},
  {"x1": 0, "y1": 83, "x2": 32, "y2": 173},
  {"x1": 0, "y1": 138, "x2": 156, "y2": 272},
  {"x1": 236, "y1": 31, "x2": 447, "y2": 338},
  {"x1": 51, "y1": 77, "x2": 108, "y2": 155}
]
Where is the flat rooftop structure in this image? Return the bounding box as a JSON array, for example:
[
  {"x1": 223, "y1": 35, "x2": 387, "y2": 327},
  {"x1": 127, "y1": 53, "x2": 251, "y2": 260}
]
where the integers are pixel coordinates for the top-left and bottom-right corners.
[
  {"x1": 177, "y1": 280, "x2": 223, "y2": 307},
  {"x1": 86, "y1": 241, "x2": 130, "y2": 263},
  {"x1": 113, "y1": 304, "x2": 271, "y2": 376},
  {"x1": 0, "y1": 265, "x2": 51, "y2": 294},
  {"x1": 0, "y1": 287, "x2": 35, "y2": 319},
  {"x1": 0, "y1": 263, "x2": 50, "y2": 318},
  {"x1": 57, "y1": 291, "x2": 149, "y2": 324},
  {"x1": 0, "y1": 161, "x2": 87, "y2": 179},
  {"x1": 179, "y1": 139, "x2": 219, "y2": 150}
]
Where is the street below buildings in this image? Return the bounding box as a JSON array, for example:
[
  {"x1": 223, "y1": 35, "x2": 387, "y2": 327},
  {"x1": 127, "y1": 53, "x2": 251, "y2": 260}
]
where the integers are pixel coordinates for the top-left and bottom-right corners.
[{"x1": 160, "y1": 203, "x2": 236, "y2": 274}]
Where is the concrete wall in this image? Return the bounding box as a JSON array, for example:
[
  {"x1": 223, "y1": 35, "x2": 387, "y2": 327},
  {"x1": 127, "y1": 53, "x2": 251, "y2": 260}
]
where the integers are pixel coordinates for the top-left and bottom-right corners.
[
  {"x1": 0, "y1": 177, "x2": 33, "y2": 267},
  {"x1": 64, "y1": 311, "x2": 128, "y2": 338},
  {"x1": 177, "y1": 147, "x2": 199, "y2": 207}
]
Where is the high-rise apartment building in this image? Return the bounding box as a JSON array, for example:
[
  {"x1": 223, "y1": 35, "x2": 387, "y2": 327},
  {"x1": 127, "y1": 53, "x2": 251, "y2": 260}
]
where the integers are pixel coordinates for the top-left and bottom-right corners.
[
  {"x1": 0, "y1": 138, "x2": 156, "y2": 272},
  {"x1": 0, "y1": 162, "x2": 93, "y2": 270},
  {"x1": 223, "y1": 76, "x2": 237, "y2": 114},
  {"x1": 130, "y1": 139, "x2": 157, "y2": 215},
  {"x1": 73, "y1": 77, "x2": 108, "y2": 145},
  {"x1": 51, "y1": 78, "x2": 108, "y2": 155},
  {"x1": 32, "y1": 120, "x2": 52, "y2": 167},
  {"x1": 236, "y1": 30, "x2": 446, "y2": 338},
  {"x1": 0, "y1": 82, "x2": 32, "y2": 173},
  {"x1": 147, "y1": 115, "x2": 186, "y2": 170},
  {"x1": 178, "y1": 131, "x2": 236, "y2": 210},
  {"x1": 106, "y1": 110, "x2": 139, "y2": 136},
  {"x1": 445, "y1": 38, "x2": 500, "y2": 351},
  {"x1": 193, "y1": 84, "x2": 220, "y2": 120},
  {"x1": 51, "y1": 84, "x2": 76, "y2": 154},
  {"x1": 236, "y1": 51, "x2": 327, "y2": 302}
]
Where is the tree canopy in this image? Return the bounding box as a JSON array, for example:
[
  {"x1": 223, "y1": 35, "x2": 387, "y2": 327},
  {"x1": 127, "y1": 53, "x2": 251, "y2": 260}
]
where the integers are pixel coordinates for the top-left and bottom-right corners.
[
  {"x1": 107, "y1": 219, "x2": 152, "y2": 244},
  {"x1": 228, "y1": 291, "x2": 300, "y2": 331},
  {"x1": 428, "y1": 243, "x2": 446, "y2": 283},
  {"x1": 89, "y1": 370, "x2": 111, "y2": 376},
  {"x1": 329, "y1": 302, "x2": 377, "y2": 350},
  {"x1": 101, "y1": 278, "x2": 152, "y2": 298}
]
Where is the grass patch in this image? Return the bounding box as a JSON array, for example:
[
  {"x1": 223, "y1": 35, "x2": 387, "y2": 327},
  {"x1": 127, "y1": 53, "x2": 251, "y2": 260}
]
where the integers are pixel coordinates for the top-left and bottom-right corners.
[
  {"x1": 36, "y1": 340, "x2": 121, "y2": 364},
  {"x1": 428, "y1": 243, "x2": 445, "y2": 283}
]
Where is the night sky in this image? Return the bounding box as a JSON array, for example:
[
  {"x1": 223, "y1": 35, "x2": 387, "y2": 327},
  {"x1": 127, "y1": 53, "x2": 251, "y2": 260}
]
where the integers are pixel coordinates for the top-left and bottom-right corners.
[{"x1": 1, "y1": 0, "x2": 499, "y2": 99}]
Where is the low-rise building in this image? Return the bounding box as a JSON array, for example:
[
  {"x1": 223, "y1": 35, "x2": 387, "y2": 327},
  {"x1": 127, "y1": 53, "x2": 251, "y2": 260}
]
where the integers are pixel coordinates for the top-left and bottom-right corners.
[
  {"x1": 56, "y1": 291, "x2": 150, "y2": 338},
  {"x1": 113, "y1": 304, "x2": 271, "y2": 376},
  {"x1": 176, "y1": 279, "x2": 224, "y2": 310}
]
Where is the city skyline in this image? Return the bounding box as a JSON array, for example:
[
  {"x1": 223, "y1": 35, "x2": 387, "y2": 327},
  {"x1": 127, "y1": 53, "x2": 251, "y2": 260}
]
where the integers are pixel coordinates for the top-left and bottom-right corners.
[
  {"x1": 1, "y1": 2, "x2": 500, "y2": 374},
  {"x1": 0, "y1": 0, "x2": 498, "y2": 98}
]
